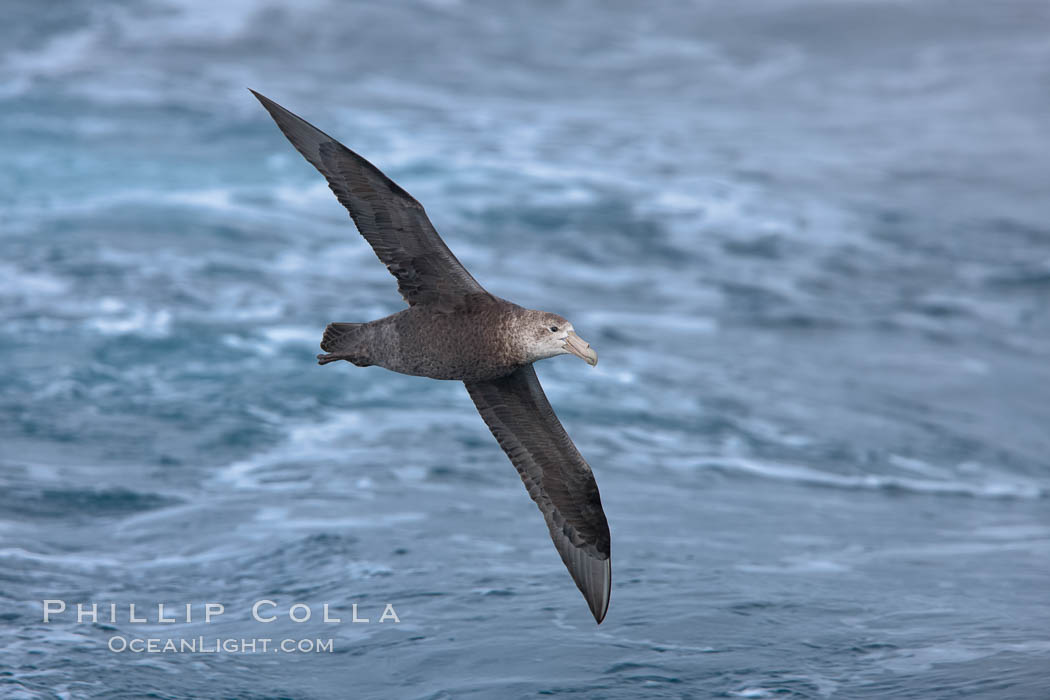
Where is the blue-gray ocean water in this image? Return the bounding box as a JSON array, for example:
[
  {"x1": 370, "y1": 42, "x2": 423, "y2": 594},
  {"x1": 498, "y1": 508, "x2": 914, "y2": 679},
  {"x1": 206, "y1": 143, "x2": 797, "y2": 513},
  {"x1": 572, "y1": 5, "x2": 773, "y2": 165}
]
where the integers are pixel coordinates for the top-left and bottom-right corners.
[{"x1": 3, "y1": 1, "x2": 1050, "y2": 697}]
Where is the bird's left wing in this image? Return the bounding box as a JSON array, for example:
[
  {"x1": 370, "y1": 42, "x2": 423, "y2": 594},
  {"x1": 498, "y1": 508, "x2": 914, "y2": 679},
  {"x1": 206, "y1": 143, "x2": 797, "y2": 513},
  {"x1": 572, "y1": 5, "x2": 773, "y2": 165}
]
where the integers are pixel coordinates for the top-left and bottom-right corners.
[
  {"x1": 251, "y1": 90, "x2": 488, "y2": 310},
  {"x1": 464, "y1": 365, "x2": 611, "y2": 623}
]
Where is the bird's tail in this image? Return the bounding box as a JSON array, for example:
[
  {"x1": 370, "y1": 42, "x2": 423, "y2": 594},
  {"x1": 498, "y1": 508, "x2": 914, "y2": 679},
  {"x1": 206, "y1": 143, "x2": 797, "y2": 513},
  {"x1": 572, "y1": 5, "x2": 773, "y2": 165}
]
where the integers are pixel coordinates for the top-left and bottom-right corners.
[
  {"x1": 320, "y1": 322, "x2": 364, "y2": 352},
  {"x1": 318, "y1": 322, "x2": 372, "y2": 366}
]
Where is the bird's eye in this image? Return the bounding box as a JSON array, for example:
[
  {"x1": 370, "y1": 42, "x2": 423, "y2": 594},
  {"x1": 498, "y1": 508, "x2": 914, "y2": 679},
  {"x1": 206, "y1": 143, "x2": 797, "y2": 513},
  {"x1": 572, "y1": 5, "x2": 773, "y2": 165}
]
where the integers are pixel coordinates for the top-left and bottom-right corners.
[{"x1": 549, "y1": 325, "x2": 559, "y2": 332}]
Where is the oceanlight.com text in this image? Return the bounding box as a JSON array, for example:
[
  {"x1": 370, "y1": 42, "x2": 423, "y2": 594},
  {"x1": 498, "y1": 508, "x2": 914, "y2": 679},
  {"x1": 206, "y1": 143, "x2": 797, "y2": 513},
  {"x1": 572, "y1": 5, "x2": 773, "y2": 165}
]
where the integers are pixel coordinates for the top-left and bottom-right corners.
[{"x1": 107, "y1": 636, "x2": 335, "y2": 653}]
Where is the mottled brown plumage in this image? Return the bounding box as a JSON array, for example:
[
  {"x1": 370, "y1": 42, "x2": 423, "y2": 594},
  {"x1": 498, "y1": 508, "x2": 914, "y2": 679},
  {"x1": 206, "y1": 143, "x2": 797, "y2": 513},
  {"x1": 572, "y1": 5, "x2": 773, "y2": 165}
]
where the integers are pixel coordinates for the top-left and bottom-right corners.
[{"x1": 252, "y1": 90, "x2": 611, "y2": 623}]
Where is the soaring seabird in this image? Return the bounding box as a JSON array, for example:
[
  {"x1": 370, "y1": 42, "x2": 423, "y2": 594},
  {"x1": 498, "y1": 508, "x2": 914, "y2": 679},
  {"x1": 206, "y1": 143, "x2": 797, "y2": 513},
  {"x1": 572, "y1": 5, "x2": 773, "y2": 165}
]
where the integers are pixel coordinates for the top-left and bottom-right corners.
[{"x1": 251, "y1": 90, "x2": 611, "y2": 623}]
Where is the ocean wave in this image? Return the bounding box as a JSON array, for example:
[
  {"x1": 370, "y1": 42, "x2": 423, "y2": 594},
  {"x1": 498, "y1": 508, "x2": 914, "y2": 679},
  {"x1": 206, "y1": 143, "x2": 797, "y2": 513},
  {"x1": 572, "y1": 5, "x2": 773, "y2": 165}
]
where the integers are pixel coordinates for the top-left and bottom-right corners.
[
  {"x1": 3, "y1": 1, "x2": 1050, "y2": 696},
  {"x1": 0, "y1": 262, "x2": 69, "y2": 299},
  {"x1": 694, "y1": 456, "x2": 1046, "y2": 500},
  {"x1": 0, "y1": 486, "x2": 182, "y2": 520}
]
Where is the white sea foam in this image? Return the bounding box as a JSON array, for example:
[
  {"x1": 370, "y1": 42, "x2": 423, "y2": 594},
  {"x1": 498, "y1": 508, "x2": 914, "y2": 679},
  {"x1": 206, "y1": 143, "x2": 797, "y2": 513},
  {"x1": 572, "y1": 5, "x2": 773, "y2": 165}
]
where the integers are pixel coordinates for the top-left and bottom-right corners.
[
  {"x1": 737, "y1": 558, "x2": 850, "y2": 575},
  {"x1": 0, "y1": 547, "x2": 123, "y2": 570},
  {"x1": 0, "y1": 263, "x2": 69, "y2": 298},
  {"x1": 695, "y1": 456, "x2": 1046, "y2": 500},
  {"x1": 88, "y1": 308, "x2": 172, "y2": 338},
  {"x1": 269, "y1": 514, "x2": 424, "y2": 532},
  {"x1": 869, "y1": 640, "x2": 1050, "y2": 675},
  {"x1": 3, "y1": 27, "x2": 99, "y2": 80},
  {"x1": 260, "y1": 326, "x2": 318, "y2": 345},
  {"x1": 214, "y1": 410, "x2": 398, "y2": 489}
]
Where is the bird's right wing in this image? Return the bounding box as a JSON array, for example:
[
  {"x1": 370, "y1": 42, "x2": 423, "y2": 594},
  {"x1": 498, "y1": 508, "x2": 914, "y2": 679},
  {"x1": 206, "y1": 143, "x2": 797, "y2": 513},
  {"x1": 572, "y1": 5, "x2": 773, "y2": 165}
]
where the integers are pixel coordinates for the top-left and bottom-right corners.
[
  {"x1": 251, "y1": 90, "x2": 489, "y2": 310},
  {"x1": 464, "y1": 365, "x2": 611, "y2": 623}
]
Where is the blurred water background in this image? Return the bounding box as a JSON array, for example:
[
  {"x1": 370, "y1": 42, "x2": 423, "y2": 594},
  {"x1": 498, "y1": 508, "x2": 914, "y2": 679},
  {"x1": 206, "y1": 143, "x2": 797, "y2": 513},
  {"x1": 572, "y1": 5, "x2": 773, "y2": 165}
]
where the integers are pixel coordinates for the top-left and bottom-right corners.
[{"x1": 2, "y1": 0, "x2": 1050, "y2": 697}]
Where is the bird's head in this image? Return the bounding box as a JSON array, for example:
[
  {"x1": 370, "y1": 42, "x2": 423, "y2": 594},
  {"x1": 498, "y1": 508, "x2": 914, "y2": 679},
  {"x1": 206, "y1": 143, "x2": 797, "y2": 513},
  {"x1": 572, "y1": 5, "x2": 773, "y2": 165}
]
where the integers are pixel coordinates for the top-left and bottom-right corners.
[{"x1": 518, "y1": 310, "x2": 598, "y2": 366}]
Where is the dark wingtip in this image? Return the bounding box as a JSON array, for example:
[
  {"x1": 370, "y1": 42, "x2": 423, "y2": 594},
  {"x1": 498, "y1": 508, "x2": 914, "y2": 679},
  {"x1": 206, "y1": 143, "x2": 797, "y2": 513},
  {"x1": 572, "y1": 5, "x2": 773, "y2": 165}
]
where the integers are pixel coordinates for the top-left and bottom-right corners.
[
  {"x1": 247, "y1": 89, "x2": 293, "y2": 125},
  {"x1": 589, "y1": 556, "x2": 611, "y2": 624},
  {"x1": 561, "y1": 540, "x2": 611, "y2": 624},
  {"x1": 248, "y1": 88, "x2": 278, "y2": 112}
]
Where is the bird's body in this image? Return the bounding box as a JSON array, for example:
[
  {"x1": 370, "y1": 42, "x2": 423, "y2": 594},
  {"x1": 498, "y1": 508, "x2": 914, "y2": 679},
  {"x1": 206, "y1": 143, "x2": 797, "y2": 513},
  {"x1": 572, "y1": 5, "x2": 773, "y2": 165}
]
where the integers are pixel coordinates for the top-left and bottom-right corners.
[
  {"x1": 252, "y1": 90, "x2": 611, "y2": 623},
  {"x1": 321, "y1": 297, "x2": 547, "y2": 382}
]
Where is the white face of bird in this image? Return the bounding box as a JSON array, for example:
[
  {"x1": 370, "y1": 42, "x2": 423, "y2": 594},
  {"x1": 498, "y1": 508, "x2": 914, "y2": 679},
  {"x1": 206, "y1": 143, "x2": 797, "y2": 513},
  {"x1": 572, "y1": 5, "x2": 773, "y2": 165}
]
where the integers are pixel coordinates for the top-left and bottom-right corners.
[{"x1": 524, "y1": 311, "x2": 598, "y2": 366}]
